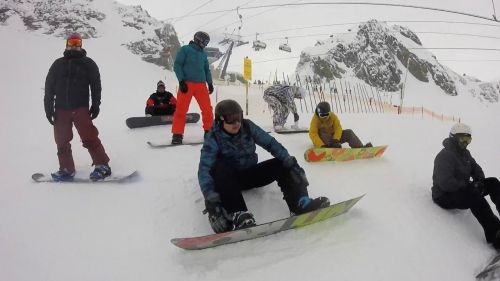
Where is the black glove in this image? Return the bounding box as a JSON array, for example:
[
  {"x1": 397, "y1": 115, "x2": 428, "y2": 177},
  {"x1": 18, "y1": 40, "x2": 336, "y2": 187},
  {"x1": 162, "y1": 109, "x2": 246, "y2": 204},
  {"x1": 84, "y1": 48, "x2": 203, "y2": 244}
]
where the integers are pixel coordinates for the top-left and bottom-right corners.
[
  {"x1": 45, "y1": 108, "x2": 55, "y2": 125},
  {"x1": 472, "y1": 180, "x2": 486, "y2": 196},
  {"x1": 204, "y1": 192, "x2": 232, "y2": 233},
  {"x1": 329, "y1": 139, "x2": 342, "y2": 148},
  {"x1": 283, "y1": 156, "x2": 309, "y2": 187},
  {"x1": 179, "y1": 80, "x2": 188, "y2": 93},
  {"x1": 208, "y1": 83, "x2": 214, "y2": 94},
  {"x1": 322, "y1": 139, "x2": 341, "y2": 148},
  {"x1": 293, "y1": 113, "x2": 299, "y2": 122},
  {"x1": 89, "y1": 104, "x2": 100, "y2": 120}
]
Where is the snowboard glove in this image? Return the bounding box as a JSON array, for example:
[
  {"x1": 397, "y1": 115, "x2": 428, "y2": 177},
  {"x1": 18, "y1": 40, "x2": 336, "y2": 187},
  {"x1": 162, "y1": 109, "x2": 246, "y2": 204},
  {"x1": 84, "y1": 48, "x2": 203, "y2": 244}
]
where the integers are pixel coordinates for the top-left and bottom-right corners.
[
  {"x1": 208, "y1": 83, "x2": 214, "y2": 94},
  {"x1": 472, "y1": 180, "x2": 486, "y2": 196},
  {"x1": 293, "y1": 113, "x2": 300, "y2": 122},
  {"x1": 179, "y1": 80, "x2": 188, "y2": 93},
  {"x1": 326, "y1": 139, "x2": 342, "y2": 148},
  {"x1": 90, "y1": 104, "x2": 100, "y2": 120},
  {"x1": 45, "y1": 109, "x2": 55, "y2": 125},
  {"x1": 283, "y1": 156, "x2": 309, "y2": 187},
  {"x1": 204, "y1": 192, "x2": 232, "y2": 233}
]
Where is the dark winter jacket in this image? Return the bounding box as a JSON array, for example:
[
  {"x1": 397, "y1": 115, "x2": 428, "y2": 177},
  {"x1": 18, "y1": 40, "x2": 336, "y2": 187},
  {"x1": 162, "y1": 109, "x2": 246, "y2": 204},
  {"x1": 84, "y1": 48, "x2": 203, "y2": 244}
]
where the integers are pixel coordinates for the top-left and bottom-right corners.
[
  {"x1": 145, "y1": 91, "x2": 176, "y2": 116},
  {"x1": 198, "y1": 120, "x2": 290, "y2": 197},
  {"x1": 432, "y1": 137, "x2": 485, "y2": 199},
  {"x1": 173, "y1": 42, "x2": 212, "y2": 84},
  {"x1": 44, "y1": 49, "x2": 101, "y2": 113}
]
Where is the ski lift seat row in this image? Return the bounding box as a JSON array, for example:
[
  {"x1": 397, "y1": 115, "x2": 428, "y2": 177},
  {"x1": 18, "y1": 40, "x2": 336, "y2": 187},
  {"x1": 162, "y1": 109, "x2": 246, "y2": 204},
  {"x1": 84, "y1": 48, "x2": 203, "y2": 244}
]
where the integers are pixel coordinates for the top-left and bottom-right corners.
[
  {"x1": 279, "y1": 37, "x2": 291, "y2": 52},
  {"x1": 253, "y1": 40, "x2": 266, "y2": 51},
  {"x1": 279, "y1": 43, "x2": 291, "y2": 52}
]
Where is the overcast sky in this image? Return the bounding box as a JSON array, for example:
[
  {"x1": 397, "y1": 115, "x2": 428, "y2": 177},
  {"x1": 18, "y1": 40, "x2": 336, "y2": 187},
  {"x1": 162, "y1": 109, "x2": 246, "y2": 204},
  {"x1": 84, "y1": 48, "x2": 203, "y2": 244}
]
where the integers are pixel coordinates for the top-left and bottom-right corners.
[{"x1": 116, "y1": 0, "x2": 500, "y2": 81}]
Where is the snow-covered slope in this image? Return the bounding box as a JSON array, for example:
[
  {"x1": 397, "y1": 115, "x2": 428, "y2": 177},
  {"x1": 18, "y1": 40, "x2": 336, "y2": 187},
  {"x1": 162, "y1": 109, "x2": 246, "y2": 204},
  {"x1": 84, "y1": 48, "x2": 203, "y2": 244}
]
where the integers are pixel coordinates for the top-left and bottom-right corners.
[{"x1": 2, "y1": 4, "x2": 500, "y2": 281}]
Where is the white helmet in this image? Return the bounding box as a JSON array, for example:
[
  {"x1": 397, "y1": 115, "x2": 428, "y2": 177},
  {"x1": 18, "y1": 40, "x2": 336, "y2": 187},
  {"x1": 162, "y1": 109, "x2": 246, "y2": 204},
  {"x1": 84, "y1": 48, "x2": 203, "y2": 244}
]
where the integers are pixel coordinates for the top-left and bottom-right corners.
[{"x1": 450, "y1": 123, "x2": 471, "y2": 136}]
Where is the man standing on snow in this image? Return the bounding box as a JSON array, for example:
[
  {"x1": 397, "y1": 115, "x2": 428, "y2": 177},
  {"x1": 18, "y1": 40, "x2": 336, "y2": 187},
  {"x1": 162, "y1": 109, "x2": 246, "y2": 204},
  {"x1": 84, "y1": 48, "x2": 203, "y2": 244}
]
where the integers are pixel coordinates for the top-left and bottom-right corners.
[
  {"x1": 198, "y1": 99, "x2": 330, "y2": 233},
  {"x1": 432, "y1": 123, "x2": 500, "y2": 249},
  {"x1": 44, "y1": 33, "x2": 111, "y2": 181},
  {"x1": 171, "y1": 31, "x2": 214, "y2": 145},
  {"x1": 263, "y1": 84, "x2": 305, "y2": 131}
]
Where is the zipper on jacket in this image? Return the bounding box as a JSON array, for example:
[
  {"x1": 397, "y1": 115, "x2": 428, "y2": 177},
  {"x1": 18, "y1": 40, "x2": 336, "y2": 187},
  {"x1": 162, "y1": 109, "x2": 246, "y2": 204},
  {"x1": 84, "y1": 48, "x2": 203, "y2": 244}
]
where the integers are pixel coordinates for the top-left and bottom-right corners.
[{"x1": 65, "y1": 60, "x2": 72, "y2": 108}]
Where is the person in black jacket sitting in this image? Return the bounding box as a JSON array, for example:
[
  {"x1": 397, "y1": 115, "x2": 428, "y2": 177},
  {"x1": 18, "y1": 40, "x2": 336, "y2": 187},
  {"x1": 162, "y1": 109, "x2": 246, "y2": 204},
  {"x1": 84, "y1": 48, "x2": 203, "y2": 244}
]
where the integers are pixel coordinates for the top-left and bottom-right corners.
[
  {"x1": 145, "y1": 80, "x2": 177, "y2": 116},
  {"x1": 432, "y1": 123, "x2": 500, "y2": 249}
]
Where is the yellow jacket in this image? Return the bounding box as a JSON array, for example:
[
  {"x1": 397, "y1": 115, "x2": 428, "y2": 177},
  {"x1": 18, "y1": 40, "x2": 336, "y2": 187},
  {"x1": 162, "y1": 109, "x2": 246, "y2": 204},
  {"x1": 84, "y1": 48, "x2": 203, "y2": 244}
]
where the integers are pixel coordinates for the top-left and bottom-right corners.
[{"x1": 309, "y1": 112, "x2": 343, "y2": 147}]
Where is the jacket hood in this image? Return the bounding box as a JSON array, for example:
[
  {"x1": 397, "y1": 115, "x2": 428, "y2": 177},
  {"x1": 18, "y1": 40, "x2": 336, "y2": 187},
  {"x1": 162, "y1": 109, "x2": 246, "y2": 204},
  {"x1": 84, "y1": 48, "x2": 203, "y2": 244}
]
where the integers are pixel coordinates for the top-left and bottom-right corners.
[
  {"x1": 63, "y1": 49, "x2": 87, "y2": 58},
  {"x1": 188, "y1": 41, "x2": 203, "y2": 51}
]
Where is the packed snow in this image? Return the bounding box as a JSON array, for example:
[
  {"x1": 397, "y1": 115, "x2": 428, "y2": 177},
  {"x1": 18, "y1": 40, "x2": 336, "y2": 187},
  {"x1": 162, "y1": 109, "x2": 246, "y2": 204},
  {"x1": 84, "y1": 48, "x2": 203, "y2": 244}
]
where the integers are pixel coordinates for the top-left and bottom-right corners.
[{"x1": 1, "y1": 21, "x2": 500, "y2": 281}]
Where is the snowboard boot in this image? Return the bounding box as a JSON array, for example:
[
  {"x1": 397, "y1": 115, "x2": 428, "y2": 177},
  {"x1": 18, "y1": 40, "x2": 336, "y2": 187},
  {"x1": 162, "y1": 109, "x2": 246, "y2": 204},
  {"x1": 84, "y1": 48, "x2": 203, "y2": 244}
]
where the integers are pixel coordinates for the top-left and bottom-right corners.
[
  {"x1": 171, "y1": 134, "x2": 183, "y2": 145},
  {"x1": 292, "y1": 196, "x2": 330, "y2": 215},
  {"x1": 231, "y1": 211, "x2": 256, "y2": 230},
  {"x1": 364, "y1": 142, "x2": 373, "y2": 148},
  {"x1": 89, "y1": 164, "x2": 112, "y2": 181},
  {"x1": 51, "y1": 168, "x2": 75, "y2": 182}
]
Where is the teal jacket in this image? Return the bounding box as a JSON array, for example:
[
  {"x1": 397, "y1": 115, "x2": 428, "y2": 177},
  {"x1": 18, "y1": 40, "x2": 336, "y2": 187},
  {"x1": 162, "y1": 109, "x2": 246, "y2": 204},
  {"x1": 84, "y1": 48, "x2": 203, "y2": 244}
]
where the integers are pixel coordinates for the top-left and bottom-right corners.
[
  {"x1": 198, "y1": 119, "x2": 290, "y2": 197},
  {"x1": 173, "y1": 42, "x2": 212, "y2": 84}
]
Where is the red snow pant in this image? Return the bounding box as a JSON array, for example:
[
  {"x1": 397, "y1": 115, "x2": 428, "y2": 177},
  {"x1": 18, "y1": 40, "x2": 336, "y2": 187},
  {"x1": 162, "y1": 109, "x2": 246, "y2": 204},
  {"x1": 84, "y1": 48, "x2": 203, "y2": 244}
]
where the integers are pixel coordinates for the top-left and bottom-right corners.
[
  {"x1": 53, "y1": 107, "x2": 110, "y2": 173},
  {"x1": 171, "y1": 81, "x2": 213, "y2": 134}
]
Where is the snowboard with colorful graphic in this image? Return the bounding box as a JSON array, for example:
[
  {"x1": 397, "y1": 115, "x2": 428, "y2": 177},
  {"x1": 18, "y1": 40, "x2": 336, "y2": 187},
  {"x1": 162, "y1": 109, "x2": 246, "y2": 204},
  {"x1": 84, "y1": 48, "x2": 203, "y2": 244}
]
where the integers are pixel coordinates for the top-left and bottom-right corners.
[
  {"x1": 126, "y1": 113, "x2": 200, "y2": 129},
  {"x1": 304, "y1": 145, "x2": 388, "y2": 162},
  {"x1": 171, "y1": 194, "x2": 364, "y2": 250},
  {"x1": 32, "y1": 171, "x2": 139, "y2": 183}
]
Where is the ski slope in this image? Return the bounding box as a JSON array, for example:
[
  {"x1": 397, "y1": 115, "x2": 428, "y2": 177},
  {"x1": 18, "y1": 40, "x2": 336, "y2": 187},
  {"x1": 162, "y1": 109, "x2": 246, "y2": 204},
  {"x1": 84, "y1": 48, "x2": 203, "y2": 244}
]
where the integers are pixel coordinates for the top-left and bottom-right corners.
[{"x1": 1, "y1": 27, "x2": 500, "y2": 281}]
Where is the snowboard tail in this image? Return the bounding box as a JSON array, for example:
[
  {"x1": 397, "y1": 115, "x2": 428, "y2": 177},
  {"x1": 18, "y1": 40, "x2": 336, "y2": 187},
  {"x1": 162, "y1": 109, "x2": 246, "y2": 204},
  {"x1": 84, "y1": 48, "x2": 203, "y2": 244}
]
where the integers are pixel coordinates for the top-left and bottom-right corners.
[
  {"x1": 32, "y1": 171, "x2": 139, "y2": 183},
  {"x1": 304, "y1": 145, "x2": 388, "y2": 162},
  {"x1": 126, "y1": 113, "x2": 200, "y2": 129},
  {"x1": 171, "y1": 194, "x2": 364, "y2": 250},
  {"x1": 147, "y1": 141, "x2": 204, "y2": 148}
]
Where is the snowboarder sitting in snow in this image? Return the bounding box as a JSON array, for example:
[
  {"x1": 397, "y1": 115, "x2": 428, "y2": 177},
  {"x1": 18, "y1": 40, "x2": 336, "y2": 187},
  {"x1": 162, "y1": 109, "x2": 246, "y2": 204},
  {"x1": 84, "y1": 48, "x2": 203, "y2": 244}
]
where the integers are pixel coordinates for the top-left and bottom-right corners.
[
  {"x1": 309, "y1": 101, "x2": 372, "y2": 148},
  {"x1": 432, "y1": 123, "x2": 500, "y2": 249},
  {"x1": 199, "y1": 99, "x2": 330, "y2": 233},
  {"x1": 263, "y1": 84, "x2": 305, "y2": 131},
  {"x1": 145, "y1": 80, "x2": 176, "y2": 116}
]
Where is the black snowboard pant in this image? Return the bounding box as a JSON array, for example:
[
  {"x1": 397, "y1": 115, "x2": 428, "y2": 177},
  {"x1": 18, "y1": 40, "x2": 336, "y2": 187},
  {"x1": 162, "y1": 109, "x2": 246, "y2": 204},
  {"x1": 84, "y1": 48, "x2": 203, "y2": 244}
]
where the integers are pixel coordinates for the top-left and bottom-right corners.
[
  {"x1": 210, "y1": 158, "x2": 309, "y2": 214},
  {"x1": 433, "y1": 177, "x2": 500, "y2": 243}
]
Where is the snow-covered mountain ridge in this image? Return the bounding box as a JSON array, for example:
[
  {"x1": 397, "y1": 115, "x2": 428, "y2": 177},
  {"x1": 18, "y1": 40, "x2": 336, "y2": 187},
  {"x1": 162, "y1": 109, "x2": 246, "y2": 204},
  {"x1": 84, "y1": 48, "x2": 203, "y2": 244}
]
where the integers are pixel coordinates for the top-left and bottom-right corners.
[
  {"x1": 0, "y1": 0, "x2": 180, "y2": 70},
  {"x1": 297, "y1": 19, "x2": 499, "y2": 103}
]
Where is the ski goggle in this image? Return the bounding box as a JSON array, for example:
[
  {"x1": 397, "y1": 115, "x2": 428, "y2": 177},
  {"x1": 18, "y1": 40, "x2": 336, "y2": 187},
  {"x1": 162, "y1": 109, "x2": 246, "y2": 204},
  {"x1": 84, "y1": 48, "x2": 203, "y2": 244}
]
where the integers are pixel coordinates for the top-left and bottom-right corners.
[
  {"x1": 222, "y1": 113, "x2": 242, "y2": 124},
  {"x1": 318, "y1": 112, "x2": 329, "y2": 118},
  {"x1": 457, "y1": 134, "x2": 472, "y2": 144},
  {"x1": 66, "y1": 38, "x2": 82, "y2": 48}
]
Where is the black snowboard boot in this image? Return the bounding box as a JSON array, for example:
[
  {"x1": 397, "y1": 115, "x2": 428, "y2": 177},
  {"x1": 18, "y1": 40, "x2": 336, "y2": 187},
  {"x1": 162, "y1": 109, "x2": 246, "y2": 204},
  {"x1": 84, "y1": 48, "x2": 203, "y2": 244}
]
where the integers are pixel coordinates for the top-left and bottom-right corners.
[
  {"x1": 292, "y1": 196, "x2": 330, "y2": 215},
  {"x1": 231, "y1": 211, "x2": 256, "y2": 230},
  {"x1": 364, "y1": 142, "x2": 373, "y2": 148},
  {"x1": 171, "y1": 134, "x2": 183, "y2": 145}
]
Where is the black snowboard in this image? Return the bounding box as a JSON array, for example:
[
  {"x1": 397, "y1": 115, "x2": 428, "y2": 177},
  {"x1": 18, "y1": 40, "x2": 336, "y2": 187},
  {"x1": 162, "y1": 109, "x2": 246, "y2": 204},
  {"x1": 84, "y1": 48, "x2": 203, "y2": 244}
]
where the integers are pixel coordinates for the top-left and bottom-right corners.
[{"x1": 126, "y1": 113, "x2": 200, "y2": 129}]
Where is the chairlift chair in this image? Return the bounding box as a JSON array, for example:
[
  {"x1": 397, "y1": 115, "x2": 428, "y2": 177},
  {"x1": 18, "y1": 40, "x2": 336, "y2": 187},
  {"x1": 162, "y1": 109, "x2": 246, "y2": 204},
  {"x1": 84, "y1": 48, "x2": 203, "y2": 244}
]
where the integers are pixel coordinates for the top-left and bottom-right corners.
[
  {"x1": 279, "y1": 37, "x2": 291, "y2": 52},
  {"x1": 252, "y1": 33, "x2": 267, "y2": 51}
]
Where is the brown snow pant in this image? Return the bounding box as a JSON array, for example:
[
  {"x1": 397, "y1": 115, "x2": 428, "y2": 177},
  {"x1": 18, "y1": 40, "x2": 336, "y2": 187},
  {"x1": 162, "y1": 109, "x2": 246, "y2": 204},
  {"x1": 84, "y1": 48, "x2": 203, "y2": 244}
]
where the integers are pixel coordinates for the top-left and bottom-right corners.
[{"x1": 53, "y1": 107, "x2": 109, "y2": 173}]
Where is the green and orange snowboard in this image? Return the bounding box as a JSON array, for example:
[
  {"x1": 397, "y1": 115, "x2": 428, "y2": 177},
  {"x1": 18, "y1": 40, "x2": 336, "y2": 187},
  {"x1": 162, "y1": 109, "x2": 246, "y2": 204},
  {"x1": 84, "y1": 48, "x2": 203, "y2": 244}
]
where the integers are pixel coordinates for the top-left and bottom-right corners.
[{"x1": 304, "y1": 145, "x2": 388, "y2": 162}]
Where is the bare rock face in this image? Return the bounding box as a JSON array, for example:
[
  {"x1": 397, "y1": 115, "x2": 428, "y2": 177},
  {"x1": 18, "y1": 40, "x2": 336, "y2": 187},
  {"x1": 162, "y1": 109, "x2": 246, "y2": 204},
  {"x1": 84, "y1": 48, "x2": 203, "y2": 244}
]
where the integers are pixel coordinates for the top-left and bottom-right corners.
[
  {"x1": 297, "y1": 20, "x2": 470, "y2": 97},
  {"x1": 1, "y1": 0, "x2": 181, "y2": 70}
]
